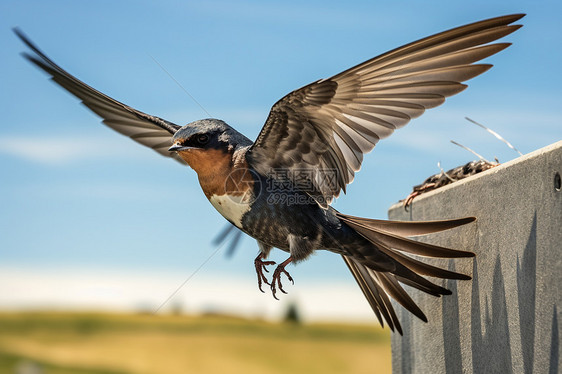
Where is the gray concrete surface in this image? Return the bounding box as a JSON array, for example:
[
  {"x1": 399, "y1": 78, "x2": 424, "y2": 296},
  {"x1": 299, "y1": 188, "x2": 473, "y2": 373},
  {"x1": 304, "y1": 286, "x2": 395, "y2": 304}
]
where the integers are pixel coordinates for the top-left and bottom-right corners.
[{"x1": 388, "y1": 141, "x2": 561, "y2": 374}]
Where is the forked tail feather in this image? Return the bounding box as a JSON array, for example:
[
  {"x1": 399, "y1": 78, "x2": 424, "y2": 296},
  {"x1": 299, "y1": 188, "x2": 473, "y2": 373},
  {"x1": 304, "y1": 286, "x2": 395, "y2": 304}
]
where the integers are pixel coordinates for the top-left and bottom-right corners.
[{"x1": 338, "y1": 213, "x2": 475, "y2": 334}]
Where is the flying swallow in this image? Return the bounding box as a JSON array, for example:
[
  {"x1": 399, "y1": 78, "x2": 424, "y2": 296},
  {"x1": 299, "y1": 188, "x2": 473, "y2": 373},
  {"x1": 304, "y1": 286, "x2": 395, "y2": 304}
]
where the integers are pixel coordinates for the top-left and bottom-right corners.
[{"x1": 15, "y1": 14, "x2": 524, "y2": 334}]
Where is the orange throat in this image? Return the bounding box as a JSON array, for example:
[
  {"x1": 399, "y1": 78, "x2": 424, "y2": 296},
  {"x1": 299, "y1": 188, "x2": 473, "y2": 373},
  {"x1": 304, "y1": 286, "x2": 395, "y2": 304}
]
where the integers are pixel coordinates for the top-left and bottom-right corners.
[{"x1": 177, "y1": 148, "x2": 254, "y2": 199}]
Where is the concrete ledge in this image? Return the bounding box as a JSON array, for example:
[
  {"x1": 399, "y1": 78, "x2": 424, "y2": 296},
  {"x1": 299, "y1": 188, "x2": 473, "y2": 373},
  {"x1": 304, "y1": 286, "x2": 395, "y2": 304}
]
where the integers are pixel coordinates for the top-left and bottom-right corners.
[{"x1": 388, "y1": 141, "x2": 561, "y2": 374}]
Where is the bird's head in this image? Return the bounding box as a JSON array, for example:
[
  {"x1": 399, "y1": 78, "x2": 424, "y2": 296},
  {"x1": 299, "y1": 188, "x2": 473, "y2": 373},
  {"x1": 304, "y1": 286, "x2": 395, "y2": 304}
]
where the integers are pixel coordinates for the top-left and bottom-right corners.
[
  {"x1": 169, "y1": 119, "x2": 231, "y2": 152},
  {"x1": 169, "y1": 118, "x2": 252, "y2": 173}
]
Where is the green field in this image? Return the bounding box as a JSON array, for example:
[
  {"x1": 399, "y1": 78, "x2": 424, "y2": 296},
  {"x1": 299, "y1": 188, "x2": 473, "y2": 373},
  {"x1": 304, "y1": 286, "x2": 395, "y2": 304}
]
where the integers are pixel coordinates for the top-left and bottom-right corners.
[{"x1": 0, "y1": 311, "x2": 391, "y2": 374}]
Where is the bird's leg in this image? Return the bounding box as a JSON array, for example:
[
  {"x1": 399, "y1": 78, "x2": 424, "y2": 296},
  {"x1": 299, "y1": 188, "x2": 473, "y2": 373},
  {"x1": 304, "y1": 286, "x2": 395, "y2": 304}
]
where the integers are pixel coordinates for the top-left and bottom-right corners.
[
  {"x1": 403, "y1": 191, "x2": 420, "y2": 211},
  {"x1": 271, "y1": 257, "x2": 294, "y2": 300},
  {"x1": 254, "y1": 253, "x2": 276, "y2": 293},
  {"x1": 403, "y1": 182, "x2": 437, "y2": 211}
]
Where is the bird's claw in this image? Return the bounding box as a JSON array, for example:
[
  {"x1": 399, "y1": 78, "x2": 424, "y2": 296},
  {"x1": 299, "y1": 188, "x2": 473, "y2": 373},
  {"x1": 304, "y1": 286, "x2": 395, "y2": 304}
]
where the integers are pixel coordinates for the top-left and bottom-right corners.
[
  {"x1": 270, "y1": 265, "x2": 294, "y2": 300},
  {"x1": 254, "y1": 255, "x2": 276, "y2": 293}
]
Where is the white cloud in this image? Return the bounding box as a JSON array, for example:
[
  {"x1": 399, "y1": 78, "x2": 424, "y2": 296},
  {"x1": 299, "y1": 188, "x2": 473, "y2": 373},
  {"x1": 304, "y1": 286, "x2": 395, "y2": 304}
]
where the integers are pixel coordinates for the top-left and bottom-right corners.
[
  {"x1": 0, "y1": 108, "x2": 266, "y2": 166},
  {"x1": 0, "y1": 134, "x2": 161, "y2": 166},
  {"x1": 0, "y1": 266, "x2": 375, "y2": 323},
  {"x1": 0, "y1": 136, "x2": 83, "y2": 164}
]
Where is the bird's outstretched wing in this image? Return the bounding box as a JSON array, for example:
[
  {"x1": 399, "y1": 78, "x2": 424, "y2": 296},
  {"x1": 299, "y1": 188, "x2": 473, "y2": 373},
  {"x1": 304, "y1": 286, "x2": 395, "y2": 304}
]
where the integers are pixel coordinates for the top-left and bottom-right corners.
[
  {"x1": 247, "y1": 14, "x2": 524, "y2": 207},
  {"x1": 14, "y1": 28, "x2": 184, "y2": 163}
]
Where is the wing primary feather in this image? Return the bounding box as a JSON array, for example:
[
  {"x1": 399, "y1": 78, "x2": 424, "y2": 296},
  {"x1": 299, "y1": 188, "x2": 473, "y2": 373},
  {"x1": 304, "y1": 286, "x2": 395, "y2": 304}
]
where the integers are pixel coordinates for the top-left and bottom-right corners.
[
  {"x1": 247, "y1": 15, "x2": 523, "y2": 205},
  {"x1": 15, "y1": 28, "x2": 183, "y2": 163}
]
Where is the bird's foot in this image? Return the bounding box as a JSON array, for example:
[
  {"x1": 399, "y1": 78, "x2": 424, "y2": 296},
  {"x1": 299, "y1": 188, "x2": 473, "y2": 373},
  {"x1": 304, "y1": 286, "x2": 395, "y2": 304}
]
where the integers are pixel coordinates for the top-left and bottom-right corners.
[
  {"x1": 403, "y1": 182, "x2": 437, "y2": 211},
  {"x1": 403, "y1": 191, "x2": 420, "y2": 211},
  {"x1": 271, "y1": 257, "x2": 294, "y2": 300},
  {"x1": 254, "y1": 253, "x2": 276, "y2": 293}
]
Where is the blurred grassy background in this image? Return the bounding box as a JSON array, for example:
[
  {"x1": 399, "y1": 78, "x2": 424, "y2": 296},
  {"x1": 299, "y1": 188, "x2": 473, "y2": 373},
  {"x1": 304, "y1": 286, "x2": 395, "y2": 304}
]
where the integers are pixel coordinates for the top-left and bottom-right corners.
[{"x1": 0, "y1": 311, "x2": 390, "y2": 374}]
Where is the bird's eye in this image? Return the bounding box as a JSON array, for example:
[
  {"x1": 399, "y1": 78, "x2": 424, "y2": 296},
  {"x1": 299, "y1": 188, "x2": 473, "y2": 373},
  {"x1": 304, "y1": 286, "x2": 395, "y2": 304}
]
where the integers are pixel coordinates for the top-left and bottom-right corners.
[{"x1": 197, "y1": 134, "x2": 210, "y2": 145}]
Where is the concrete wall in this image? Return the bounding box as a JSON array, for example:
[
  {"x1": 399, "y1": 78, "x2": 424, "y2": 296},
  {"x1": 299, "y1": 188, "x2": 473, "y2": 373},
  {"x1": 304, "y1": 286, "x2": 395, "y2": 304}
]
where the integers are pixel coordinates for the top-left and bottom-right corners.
[{"x1": 388, "y1": 141, "x2": 561, "y2": 374}]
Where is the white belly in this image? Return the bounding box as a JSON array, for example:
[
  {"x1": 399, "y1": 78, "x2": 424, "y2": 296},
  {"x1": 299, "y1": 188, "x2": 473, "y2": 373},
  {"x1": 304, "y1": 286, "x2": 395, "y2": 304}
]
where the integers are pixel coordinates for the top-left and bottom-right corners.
[{"x1": 209, "y1": 194, "x2": 251, "y2": 228}]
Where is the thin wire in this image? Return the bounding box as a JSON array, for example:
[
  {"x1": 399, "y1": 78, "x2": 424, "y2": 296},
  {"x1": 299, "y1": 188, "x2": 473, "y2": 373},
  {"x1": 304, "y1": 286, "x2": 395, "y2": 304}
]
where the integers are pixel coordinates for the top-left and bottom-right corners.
[
  {"x1": 153, "y1": 242, "x2": 225, "y2": 314},
  {"x1": 147, "y1": 54, "x2": 219, "y2": 312},
  {"x1": 148, "y1": 54, "x2": 213, "y2": 118},
  {"x1": 450, "y1": 140, "x2": 489, "y2": 162},
  {"x1": 465, "y1": 117, "x2": 523, "y2": 156}
]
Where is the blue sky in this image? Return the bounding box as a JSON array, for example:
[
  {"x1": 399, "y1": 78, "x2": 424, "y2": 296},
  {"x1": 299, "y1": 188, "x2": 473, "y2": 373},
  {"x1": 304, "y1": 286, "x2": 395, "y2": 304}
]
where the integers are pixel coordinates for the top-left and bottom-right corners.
[{"x1": 1, "y1": 1, "x2": 561, "y2": 320}]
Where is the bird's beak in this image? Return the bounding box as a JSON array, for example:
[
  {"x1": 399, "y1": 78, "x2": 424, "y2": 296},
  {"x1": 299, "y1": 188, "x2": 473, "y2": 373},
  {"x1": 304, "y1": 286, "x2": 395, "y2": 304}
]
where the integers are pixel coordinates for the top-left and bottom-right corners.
[{"x1": 168, "y1": 144, "x2": 194, "y2": 152}]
